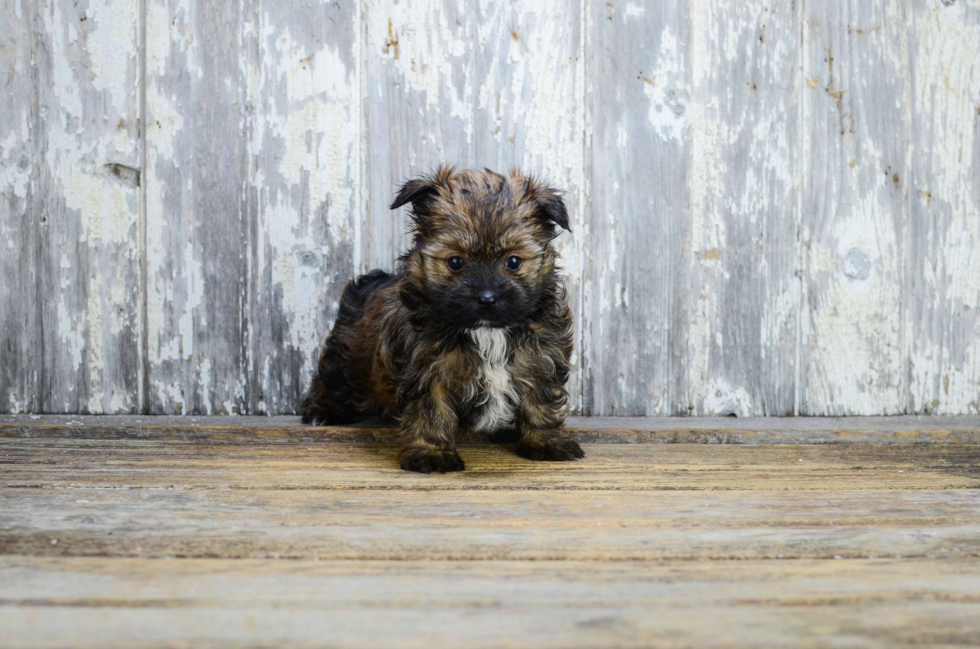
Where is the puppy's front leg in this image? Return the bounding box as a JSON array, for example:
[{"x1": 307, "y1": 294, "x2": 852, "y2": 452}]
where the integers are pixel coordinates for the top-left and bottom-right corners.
[
  {"x1": 399, "y1": 382, "x2": 464, "y2": 473},
  {"x1": 515, "y1": 382, "x2": 584, "y2": 462}
]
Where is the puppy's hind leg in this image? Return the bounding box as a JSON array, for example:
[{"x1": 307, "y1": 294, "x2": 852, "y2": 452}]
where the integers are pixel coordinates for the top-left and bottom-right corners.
[{"x1": 300, "y1": 337, "x2": 360, "y2": 425}]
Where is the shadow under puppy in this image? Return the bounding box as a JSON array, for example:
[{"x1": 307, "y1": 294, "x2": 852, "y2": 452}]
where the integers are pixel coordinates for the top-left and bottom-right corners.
[{"x1": 301, "y1": 166, "x2": 583, "y2": 473}]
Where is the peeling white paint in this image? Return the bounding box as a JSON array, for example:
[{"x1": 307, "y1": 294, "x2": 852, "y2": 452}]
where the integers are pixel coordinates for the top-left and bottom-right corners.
[
  {"x1": 82, "y1": 0, "x2": 134, "y2": 113},
  {"x1": 797, "y1": 0, "x2": 912, "y2": 416},
  {"x1": 20, "y1": 0, "x2": 142, "y2": 413},
  {"x1": 702, "y1": 379, "x2": 753, "y2": 417},
  {"x1": 370, "y1": 0, "x2": 475, "y2": 146},
  {"x1": 0, "y1": 121, "x2": 31, "y2": 201},
  {"x1": 642, "y1": 25, "x2": 690, "y2": 143},
  {"x1": 5, "y1": 0, "x2": 980, "y2": 417},
  {"x1": 247, "y1": 7, "x2": 360, "y2": 413},
  {"x1": 155, "y1": 380, "x2": 187, "y2": 414},
  {"x1": 7, "y1": 393, "x2": 27, "y2": 414},
  {"x1": 907, "y1": 0, "x2": 980, "y2": 414},
  {"x1": 686, "y1": 0, "x2": 800, "y2": 415}
]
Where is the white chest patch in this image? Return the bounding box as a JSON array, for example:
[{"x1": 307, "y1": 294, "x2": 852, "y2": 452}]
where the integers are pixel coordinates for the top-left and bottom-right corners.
[{"x1": 466, "y1": 327, "x2": 518, "y2": 433}]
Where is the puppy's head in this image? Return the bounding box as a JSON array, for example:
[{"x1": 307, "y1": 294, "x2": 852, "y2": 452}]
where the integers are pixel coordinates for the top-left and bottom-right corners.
[{"x1": 392, "y1": 166, "x2": 569, "y2": 330}]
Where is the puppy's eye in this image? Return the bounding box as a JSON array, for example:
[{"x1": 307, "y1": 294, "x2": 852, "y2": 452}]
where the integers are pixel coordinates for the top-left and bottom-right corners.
[
  {"x1": 447, "y1": 256, "x2": 465, "y2": 272},
  {"x1": 505, "y1": 255, "x2": 523, "y2": 271}
]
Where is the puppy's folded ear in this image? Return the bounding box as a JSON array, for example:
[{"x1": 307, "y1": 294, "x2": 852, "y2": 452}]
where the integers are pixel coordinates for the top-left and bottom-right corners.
[
  {"x1": 390, "y1": 166, "x2": 454, "y2": 221},
  {"x1": 519, "y1": 175, "x2": 571, "y2": 234},
  {"x1": 390, "y1": 178, "x2": 436, "y2": 212},
  {"x1": 534, "y1": 188, "x2": 570, "y2": 233}
]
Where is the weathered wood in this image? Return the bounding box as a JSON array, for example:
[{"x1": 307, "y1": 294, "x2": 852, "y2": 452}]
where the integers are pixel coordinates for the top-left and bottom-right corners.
[
  {"x1": 363, "y1": 0, "x2": 476, "y2": 272},
  {"x1": 3, "y1": 484, "x2": 980, "y2": 560},
  {"x1": 144, "y1": 0, "x2": 249, "y2": 414},
  {"x1": 688, "y1": 0, "x2": 800, "y2": 416},
  {"x1": 9, "y1": 487, "x2": 980, "y2": 533},
  {"x1": 3, "y1": 558, "x2": 979, "y2": 648},
  {"x1": 12, "y1": 604, "x2": 972, "y2": 649},
  {"x1": 3, "y1": 439, "x2": 978, "y2": 490},
  {"x1": 247, "y1": 0, "x2": 358, "y2": 414},
  {"x1": 801, "y1": 0, "x2": 909, "y2": 415},
  {"x1": 5, "y1": 0, "x2": 980, "y2": 417},
  {"x1": 582, "y1": 0, "x2": 691, "y2": 416},
  {"x1": 907, "y1": 0, "x2": 980, "y2": 415},
  {"x1": 33, "y1": 0, "x2": 142, "y2": 413},
  {"x1": 2, "y1": 430, "x2": 980, "y2": 645},
  {"x1": 0, "y1": 0, "x2": 36, "y2": 414},
  {"x1": 5, "y1": 556, "x2": 980, "y2": 605},
  {"x1": 4, "y1": 414, "x2": 980, "y2": 444}
]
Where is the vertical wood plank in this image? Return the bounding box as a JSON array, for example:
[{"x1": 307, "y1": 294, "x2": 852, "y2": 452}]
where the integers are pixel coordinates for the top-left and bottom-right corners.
[
  {"x1": 363, "y1": 0, "x2": 477, "y2": 273},
  {"x1": 0, "y1": 0, "x2": 36, "y2": 413},
  {"x1": 687, "y1": 0, "x2": 800, "y2": 416},
  {"x1": 144, "y1": 0, "x2": 249, "y2": 414},
  {"x1": 363, "y1": 0, "x2": 585, "y2": 410},
  {"x1": 908, "y1": 0, "x2": 980, "y2": 414},
  {"x1": 582, "y1": 1, "x2": 691, "y2": 415},
  {"x1": 247, "y1": 2, "x2": 359, "y2": 414},
  {"x1": 800, "y1": 0, "x2": 909, "y2": 415},
  {"x1": 34, "y1": 0, "x2": 142, "y2": 413}
]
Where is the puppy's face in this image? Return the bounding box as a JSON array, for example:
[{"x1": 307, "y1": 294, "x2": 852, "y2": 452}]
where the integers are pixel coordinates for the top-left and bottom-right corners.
[{"x1": 393, "y1": 167, "x2": 569, "y2": 330}]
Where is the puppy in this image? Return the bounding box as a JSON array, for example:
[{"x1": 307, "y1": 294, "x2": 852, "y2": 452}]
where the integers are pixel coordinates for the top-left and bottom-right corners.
[{"x1": 300, "y1": 166, "x2": 583, "y2": 473}]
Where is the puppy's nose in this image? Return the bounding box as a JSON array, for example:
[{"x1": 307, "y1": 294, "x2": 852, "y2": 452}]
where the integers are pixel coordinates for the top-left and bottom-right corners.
[{"x1": 477, "y1": 291, "x2": 499, "y2": 307}]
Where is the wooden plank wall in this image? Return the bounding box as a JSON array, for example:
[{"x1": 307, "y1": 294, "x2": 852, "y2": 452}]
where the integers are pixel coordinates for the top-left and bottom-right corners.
[
  {"x1": 800, "y1": 0, "x2": 909, "y2": 415},
  {"x1": 0, "y1": 0, "x2": 978, "y2": 416}
]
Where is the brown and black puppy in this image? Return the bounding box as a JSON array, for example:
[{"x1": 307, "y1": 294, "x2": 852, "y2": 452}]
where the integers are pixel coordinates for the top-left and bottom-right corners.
[{"x1": 300, "y1": 166, "x2": 583, "y2": 473}]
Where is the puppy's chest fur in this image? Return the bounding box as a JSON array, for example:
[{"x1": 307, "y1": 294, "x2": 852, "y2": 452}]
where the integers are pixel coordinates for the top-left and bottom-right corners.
[{"x1": 465, "y1": 328, "x2": 519, "y2": 432}]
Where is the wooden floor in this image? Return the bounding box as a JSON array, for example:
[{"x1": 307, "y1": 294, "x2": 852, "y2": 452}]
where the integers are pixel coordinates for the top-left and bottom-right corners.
[{"x1": 2, "y1": 417, "x2": 980, "y2": 648}]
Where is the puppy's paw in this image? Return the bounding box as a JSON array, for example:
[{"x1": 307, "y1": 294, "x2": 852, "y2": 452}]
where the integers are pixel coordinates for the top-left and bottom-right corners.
[
  {"x1": 399, "y1": 447, "x2": 466, "y2": 473},
  {"x1": 516, "y1": 438, "x2": 585, "y2": 462}
]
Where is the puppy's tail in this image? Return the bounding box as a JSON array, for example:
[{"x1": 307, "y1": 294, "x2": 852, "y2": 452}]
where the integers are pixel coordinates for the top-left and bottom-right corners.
[
  {"x1": 301, "y1": 270, "x2": 395, "y2": 425},
  {"x1": 336, "y1": 269, "x2": 396, "y2": 324}
]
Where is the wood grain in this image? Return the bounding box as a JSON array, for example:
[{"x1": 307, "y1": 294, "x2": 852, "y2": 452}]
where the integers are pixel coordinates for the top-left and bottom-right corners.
[
  {"x1": 801, "y1": 0, "x2": 909, "y2": 415},
  {"x1": 3, "y1": 0, "x2": 980, "y2": 416},
  {"x1": 907, "y1": 0, "x2": 980, "y2": 415},
  {"x1": 3, "y1": 558, "x2": 979, "y2": 648},
  {"x1": 2, "y1": 424, "x2": 979, "y2": 645},
  {"x1": 3, "y1": 484, "x2": 980, "y2": 560},
  {"x1": 688, "y1": 0, "x2": 800, "y2": 416},
  {"x1": 35, "y1": 0, "x2": 142, "y2": 413},
  {"x1": 0, "y1": 0, "x2": 36, "y2": 414},
  {"x1": 144, "y1": 0, "x2": 249, "y2": 415},
  {"x1": 2, "y1": 439, "x2": 978, "y2": 491},
  {"x1": 363, "y1": 0, "x2": 475, "y2": 273},
  {"x1": 247, "y1": 0, "x2": 358, "y2": 414},
  {"x1": 4, "y1": 414, "x2": 980, "y2": 444},
  {"x1": 582, "y1": 0, "x2": 691, "y2": 416}
]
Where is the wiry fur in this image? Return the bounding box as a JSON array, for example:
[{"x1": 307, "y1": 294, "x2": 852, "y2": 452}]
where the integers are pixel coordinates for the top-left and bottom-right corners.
[{"x1": 300, "y1": 166, "x2": 583, "y2": 473}]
